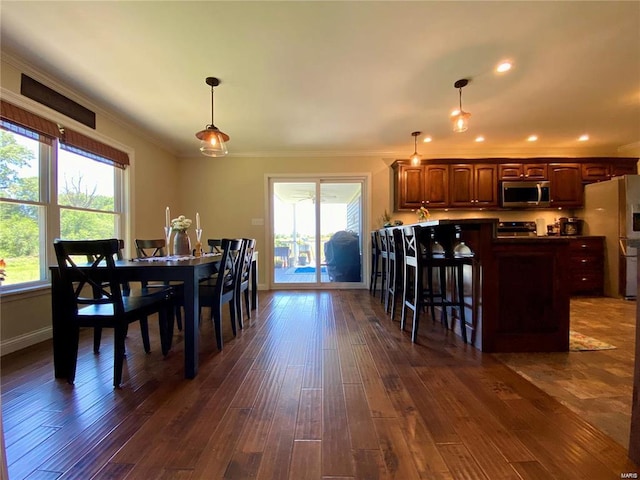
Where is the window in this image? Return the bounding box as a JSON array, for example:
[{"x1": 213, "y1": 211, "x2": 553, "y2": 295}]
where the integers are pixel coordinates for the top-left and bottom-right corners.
[{"x1": 0, "y1": 104, "x2": 126, "y2": 290}]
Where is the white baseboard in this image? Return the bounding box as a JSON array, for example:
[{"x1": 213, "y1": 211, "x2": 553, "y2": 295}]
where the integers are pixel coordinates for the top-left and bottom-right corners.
[{"x1": 1, "y1": 327, "x2": 52, "y2": 356}]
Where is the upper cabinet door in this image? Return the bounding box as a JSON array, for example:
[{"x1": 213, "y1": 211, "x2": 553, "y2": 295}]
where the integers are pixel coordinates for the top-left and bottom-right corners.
[
  {"x1": 499, "y1": 163, "x2": 547, "y2": 180},
  {"x1": 450, "y1": 163, "x2": 498, "y2": 207},
  {"x1": 449, "y1": 164, "x2": 474, "y2": 207},
  {"x1": 549, "y1": 163, "x2": 583, "y2": 207},
  {"x1": 394, "y1": 163, "x2": 424, "y2": 210},
  {"x1": 423, "y1": 164, "x2": 449, "y2": 207},
  {"x1": 474, "y1": 164, "x2": 498, "y2": 206}
]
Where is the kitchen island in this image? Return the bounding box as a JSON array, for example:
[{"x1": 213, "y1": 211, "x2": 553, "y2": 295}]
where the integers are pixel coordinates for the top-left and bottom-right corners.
[{"x1": 401, "y1": 218, "x2": 571, "y2": 352}]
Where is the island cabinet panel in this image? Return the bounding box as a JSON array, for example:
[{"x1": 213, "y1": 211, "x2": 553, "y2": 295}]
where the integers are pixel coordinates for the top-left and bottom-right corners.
[
  {"x1": 482, "y1": 240, "x2": 571, "y2": 352},
  {"x1": 449, "y1": 163, "x2": 498, "y2": 208},
  {"x1": 568, "y1": 236, "x2": 604, "y2": 295},
  {"x1": 549, "y1": 163, "x2": 583, "y2": 207},
  {"x1": 498, "y1": 163, "x2": 548, "y2": 180}
]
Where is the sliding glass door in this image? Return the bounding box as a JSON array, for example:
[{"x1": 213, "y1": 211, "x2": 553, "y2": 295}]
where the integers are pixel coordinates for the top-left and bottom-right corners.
[{"x1": 271, "y1": 178, "x2": 364, "y2": 288}]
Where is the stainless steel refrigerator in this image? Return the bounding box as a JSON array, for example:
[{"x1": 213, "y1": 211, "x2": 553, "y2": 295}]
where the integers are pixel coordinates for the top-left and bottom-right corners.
[{"x1": 583, "y1": 174, "x2": 640, "y2": 299}]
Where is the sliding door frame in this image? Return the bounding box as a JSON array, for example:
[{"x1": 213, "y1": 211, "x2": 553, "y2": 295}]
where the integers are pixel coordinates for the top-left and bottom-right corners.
[{"x1": 265, "y1": 173, "x2": 371, "y2": 290}]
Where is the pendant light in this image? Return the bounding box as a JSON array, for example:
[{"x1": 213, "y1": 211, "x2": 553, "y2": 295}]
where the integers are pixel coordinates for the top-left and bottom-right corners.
[
  {"x1": 409, "y1": 131, "x2": 422, "y2": 165},
  {"x1": 451, "y1": 78, "x2": 471, "y2": 133},
  {"x1": 195, "y1": 77, "x2": 229, "y2": 157}
]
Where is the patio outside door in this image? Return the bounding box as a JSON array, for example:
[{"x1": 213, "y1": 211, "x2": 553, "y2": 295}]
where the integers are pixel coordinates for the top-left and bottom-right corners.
[{"x1": 271, "y1": 178, "x2": 364, "y2": 287}]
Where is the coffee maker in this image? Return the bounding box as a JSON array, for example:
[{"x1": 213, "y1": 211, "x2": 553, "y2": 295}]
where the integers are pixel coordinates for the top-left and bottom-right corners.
[{"x1": 559, "y1": 217, "x2": 583, "y2": 236}]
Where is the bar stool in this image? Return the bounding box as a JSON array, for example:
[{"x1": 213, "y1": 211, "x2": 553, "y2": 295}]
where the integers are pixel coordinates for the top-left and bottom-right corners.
[
  {"x1": 385, "y1": 228, "x2": 403, "y2": 320},
  {"x1": 400, "y1": 225, "x2": 471, "y2": 343},
  {"x1": 378, "y1": 228, "x2": 389, "y2": 305},
  {"x1": 369, "y1": 231, "x2": 382, "y2": 296}
]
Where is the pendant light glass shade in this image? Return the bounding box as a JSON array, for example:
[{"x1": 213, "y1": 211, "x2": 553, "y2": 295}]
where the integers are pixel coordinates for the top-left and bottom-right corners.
[
  {"x1": 451, "y1": 110, "x2": 471, "y2": 133},
  {"x1": 196, "y1": 127, "x2": 229, "y2": 157},
  {"x1": 195, "y1": 77, "x2": 229, "y2": 157},
  {"x1": 452, "y1": 79, "x2": 471, "y2": 133},
  {"x1": 410, "y1": 131, "x2": 422, "y2": 165}
]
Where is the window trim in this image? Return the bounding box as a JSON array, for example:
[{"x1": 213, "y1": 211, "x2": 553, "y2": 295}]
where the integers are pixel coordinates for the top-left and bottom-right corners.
[{"x1": 0, "y1": 89, "x2": 133, "y2": 295}]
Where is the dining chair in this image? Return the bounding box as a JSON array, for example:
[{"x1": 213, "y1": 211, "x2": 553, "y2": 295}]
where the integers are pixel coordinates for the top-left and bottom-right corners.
[
  {"x1": 53, "y1": 238, "x2": 174, "y2": 388},
  {"x1": 207, "y1": 238, "x2": 223, "y2": 254},
  {"x1": 88, "y1": 239, "x2": 159, "y2": 355},
  {"x1": 135, "y1": 238, "x2": 184, "y2": 332},
  {"x1": 235, "y1": 238, "x2": 256, "y2": 327},
  {"x1": 198, "y1": 238, "x2": 244, "y2": 350}
]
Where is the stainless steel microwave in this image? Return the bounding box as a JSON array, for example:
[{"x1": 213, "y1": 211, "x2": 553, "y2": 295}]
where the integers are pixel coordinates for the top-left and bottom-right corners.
[{"x1": 501, "y1": 181, "x2": 551, "y2": 207}]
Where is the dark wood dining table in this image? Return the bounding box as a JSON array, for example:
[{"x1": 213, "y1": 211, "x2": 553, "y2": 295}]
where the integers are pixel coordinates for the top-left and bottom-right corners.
[{"x1": 50, "y1": 252, "x2": 258, "y2": 380}]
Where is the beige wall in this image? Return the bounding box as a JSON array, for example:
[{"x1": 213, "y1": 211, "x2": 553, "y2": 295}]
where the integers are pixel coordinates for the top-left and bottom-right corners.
[{"x1": 178, "y1": 154, "x2": 394, "y2": 287}]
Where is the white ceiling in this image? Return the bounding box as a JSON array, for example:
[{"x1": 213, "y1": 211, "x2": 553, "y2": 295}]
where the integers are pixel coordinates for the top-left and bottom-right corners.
[{"x1": 1, "y1": 1, "x2": 639, "y2": 159}]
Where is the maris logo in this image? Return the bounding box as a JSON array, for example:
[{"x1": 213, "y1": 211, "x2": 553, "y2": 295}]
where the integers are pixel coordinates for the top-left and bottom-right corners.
[{"x1": 621, "y1": 474, "x2": 638, "y2": 479}]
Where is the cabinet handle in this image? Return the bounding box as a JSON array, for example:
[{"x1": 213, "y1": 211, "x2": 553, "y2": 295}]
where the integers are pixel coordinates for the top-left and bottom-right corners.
[
  {"x1": 580, "y1": 244, "x2": 588, "y2": 248},
  {"x1": 582, "y1": 277, "x2": 587, "y2": 281},
  {"x1": 581, "y1": 259, "x2": 588, "y2": 263}
]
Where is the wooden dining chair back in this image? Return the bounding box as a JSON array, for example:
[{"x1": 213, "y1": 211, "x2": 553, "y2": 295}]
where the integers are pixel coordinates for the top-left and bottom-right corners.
[
  {"x1": 53, "y1": 238, "x2": 173, "y2": 387},
  {"x1": 235, "y1": 238, "x2": 256, "y2": 327},
  {"x1": 198, "y1": 238, "x2": 244, "y2": 350},
  {"x1": 135, "y1": 238, "x2": 184, "y2": 333},
  {"x1": 207, "y1": 238, "x2": 223, "y2": 254},
  {"x1": 135, "y1": 238, "x2": 167, "y2": 258}
]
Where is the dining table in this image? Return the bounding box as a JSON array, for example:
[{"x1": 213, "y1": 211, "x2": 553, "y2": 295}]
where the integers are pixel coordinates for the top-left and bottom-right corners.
[{"x1": 50, "y1": 252, "x2": 255, "y2": 380}]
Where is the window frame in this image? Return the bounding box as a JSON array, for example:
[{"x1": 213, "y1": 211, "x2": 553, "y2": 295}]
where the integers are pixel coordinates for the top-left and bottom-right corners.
[{"x1": 0, "y1": 94, "x2": 131, "y2": 295}]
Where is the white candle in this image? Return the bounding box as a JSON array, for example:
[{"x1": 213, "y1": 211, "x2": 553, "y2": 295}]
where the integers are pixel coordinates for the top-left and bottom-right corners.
[
  {"x1": 196, "y1": 212, "x2": 200, "y2": 230},
  {"x1": 165, "y1": 207, "x2": 170, "y2": 228}
]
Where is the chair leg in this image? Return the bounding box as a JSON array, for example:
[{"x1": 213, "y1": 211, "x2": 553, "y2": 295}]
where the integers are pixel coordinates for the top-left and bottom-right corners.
[
  {"x1": 229, "y1": 301, "x2": 237, "y2": 337},
  {"x1": 212, "y1": 304, "x2": 224, "y2": 350},
  {"x1": 457, "y1": 265, "x2": 468, "y2": 344},
  {"x1": 425, "y1": 266, "x2": 437, "y2": 324},
  {"x1": 244, "y1": 289, "x2": 251, "y2": 321},
  {"x1": 439, "y1": 267, "x2": 449, "y2": 329},
  {"x1": 174, "y1": 305, "x2": 183, "y2": 331},
  {"x1": 139, "y1": 317, "x2": 151, "y2": 354},
  {"x1": 113, "y1": 325, "x2": 127, "y2": 388},
  {"x1": 93, "y1": 327, "x2": 102, "y2": 354}
]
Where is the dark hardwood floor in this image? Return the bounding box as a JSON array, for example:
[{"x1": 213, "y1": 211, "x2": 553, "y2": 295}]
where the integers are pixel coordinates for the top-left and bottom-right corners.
[{"x1": 1, "y1": 290, "x2": 638, "y2": 479}]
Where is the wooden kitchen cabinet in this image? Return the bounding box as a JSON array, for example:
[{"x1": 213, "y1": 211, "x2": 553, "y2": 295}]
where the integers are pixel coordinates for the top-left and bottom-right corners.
[
  {"x1": 549, "y1": 163, "x2": 583, "y2": 207},
  {"x1": 450, "y1": 163, "x2": 498, "y2": 208},
  {"x1": 499, "y1": 163, "x2": 548, "y2": 180},
  {"x1": 582, "y1": 160, "x2": 638, "y2": 183},
  {"x1": 423, "y1": 164, "x2": 449, "y2": 208},
  {"x1": 393, "y1": 163, "x2": 424, "y2": 210},
  {"x1": 392, "y1": 162, "x2": 449, "y2": 210},
  {"x1": 568, "y1": 236, "x2": 604, "y2": 295}
]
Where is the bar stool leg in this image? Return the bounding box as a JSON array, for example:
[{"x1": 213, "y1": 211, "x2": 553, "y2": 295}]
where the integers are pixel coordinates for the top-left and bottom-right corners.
[{"x1": 457, "y1": 264, "x2": 468, "y2": 344}]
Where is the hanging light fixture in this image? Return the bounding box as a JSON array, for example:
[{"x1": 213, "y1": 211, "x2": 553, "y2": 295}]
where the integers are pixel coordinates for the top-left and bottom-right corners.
[
  {"x1": 195, "y1": 77, "x2": 229, "y2": 157},
  {"x1": 451, "y1": 78, "x2": 471, "y2": 133},
  {"x1": 409, "y1": 131, "x2": 422, "y2": 165}
]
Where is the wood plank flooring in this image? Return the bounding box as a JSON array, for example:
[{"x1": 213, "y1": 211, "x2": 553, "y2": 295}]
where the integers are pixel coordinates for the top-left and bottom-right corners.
[{"x1": 1, "y1": 290, "x2": 638, "y2": 479}]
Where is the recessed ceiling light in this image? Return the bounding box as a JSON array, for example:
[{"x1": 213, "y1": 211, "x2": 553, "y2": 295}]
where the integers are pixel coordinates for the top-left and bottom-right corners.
[
  {"x1": 475, "y1": 136, "x2": 485, "y2": 142},
  {"x1": 496, "y1": 61, "x2": 512, "y2": 73},
  {"x1": 578, "y1": 134, "x2": 589, "y2": 141},
  {"x1": 527, "y1": 135, "x2": 538, "y2": 142},
  {"x1": 423, "y1": 136, "x2": 432, "y2": 143}
]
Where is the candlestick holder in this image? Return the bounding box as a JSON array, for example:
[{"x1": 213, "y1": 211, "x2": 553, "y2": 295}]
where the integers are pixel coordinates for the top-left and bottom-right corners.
[
  {"x1": 194, "y1": 228, "x2": 203, "y2": 257},
  {"x1": 164, "y1": 226, "x2": 172, "y2": 257}
]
